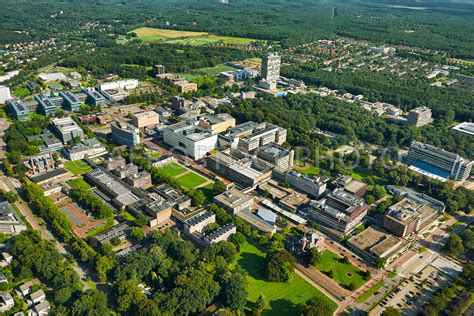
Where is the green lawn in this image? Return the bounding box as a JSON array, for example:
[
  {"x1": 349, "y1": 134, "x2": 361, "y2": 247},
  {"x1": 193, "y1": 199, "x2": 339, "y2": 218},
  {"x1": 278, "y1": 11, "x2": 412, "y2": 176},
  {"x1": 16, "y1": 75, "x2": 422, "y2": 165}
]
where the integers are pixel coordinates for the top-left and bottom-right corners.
[
  {"x1": 158, "y1": 162, "x2": 188, "y2": 177},
  {"x1": 355, "y1": 280, "x2": 385, "y2": 303},
  {"x1": 197, "y1": 64, "x2": 235, "y2": 76},
  {"x1": 86, "y1": 218, "x2": 114, "y2": 238},
  {"x1": 315, "y1": 250, "x2": 369, "y2": 290},
  {"x1": 64, "y1": 160, "x2": 92, "y2": 175},
  {"x1": 67, "y1": 177, "x2": 92, "y2": 190},
  {"x1": 350, "y1": 167, "x2": 387, "y2": 187},
  {"x1": 293, "y1": 160, "x2": 320, "y2": 175},
  {"x1": 178, "y1": 73, "x2": 198, "y2": 81},
  {"x1": 139, "y1": 35, "x2": 168, "y2": 42},
  {"x1": 166, "y1": 35, "x2": 258, "y2": 46},
  {"x1": 176, "y1": 172, "x2": 208, "y2": 190},
  {"x1": 234, "y1": 242, "x2": 337, "y2": 315},
  {"x1": 145, "y1": 150, "x2": 161, "y2": 158}
]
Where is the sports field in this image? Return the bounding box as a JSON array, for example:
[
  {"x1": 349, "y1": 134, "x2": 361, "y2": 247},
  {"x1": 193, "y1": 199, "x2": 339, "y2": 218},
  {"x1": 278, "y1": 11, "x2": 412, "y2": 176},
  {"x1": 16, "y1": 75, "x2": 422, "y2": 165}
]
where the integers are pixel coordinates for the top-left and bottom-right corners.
[
  {"x1": 158, "y1": 162, "x2": 188, "y2": 177},
  {"x1": 234, "y1": 241, "x2": 337, "y2": 315},
  {"x1": 65, "y1": 160, "x2": 92, "y2": 175},
  {"x1": 176, "y1": 172, "x2": 208, "y2": 191},
  {"x1": 315, "y1": 250, "x2": 369, "y2": 290},
  {"x1": 197, "y1": 64, "x2": 235, "y2": 75}
]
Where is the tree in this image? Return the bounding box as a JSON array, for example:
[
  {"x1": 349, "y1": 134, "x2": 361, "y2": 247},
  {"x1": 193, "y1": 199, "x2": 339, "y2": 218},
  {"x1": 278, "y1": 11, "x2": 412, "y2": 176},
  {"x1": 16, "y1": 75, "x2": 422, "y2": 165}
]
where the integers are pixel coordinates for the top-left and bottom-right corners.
[
  {"x1": 252, "y1": 295, "x2": 266, "y2": 316},
  {"x1": 130, "y1": 227, "x2": 145, "y2": 242},
  {"x1": 71, "y1": 290, "x2": 110, "y2": 316},
  {"x1": 221, "y1": 270, "x2": 248, "y2": 312},
  {"x1": 381, "y1": 307, "x2": 401, "y2": 316},
  {"x1": 189, "y1": 189, "x2": 206, "y2": 206},
  {"x1": 303, "y1": 297, "x2": 333, "y2": 316},
  {"x1": 375, "y1": 257, "x2": 386, "y2": 269},
  {"x1": 444, "y1": 234, "x2": 464, "y2": 257},
  {"x1": 459, "y1": 229, "x2": 474, "y2": 250},
  {"x1": 265, "y1": 249, "x2": 295, "y2": 282},
  {"x1": 213, "y1": 180, "x2": 227, "y2": 196},
  {"x1": 306, "y1": 247, "x2": 321, "y2": 265}
]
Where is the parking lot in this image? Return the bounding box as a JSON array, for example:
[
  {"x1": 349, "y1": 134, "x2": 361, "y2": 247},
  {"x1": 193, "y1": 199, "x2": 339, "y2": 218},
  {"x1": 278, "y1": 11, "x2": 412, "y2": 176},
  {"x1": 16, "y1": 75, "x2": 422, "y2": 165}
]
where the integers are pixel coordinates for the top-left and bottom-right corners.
[{"x1": 372, "y1": 255, "x2": 462, "y2": 316}]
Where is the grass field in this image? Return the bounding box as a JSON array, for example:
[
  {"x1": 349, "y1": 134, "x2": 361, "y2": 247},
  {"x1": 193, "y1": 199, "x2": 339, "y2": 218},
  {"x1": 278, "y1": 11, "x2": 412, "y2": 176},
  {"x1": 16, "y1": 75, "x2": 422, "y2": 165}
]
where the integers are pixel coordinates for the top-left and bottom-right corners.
[
  {"x1": 234, "y1": 241, "x2": 337, "y2": 315},
  {"x1": 64, "y1": 160, "x2": 92, "y2": 175},
  {"x1": 178, "y1": 73, "x2": 198, "y2": 81},
  {"x1": 293, "y1": 160, "x2": 320, "y2": 176},
  {"x1": 176, "y1": 172, "x2": 208, "y2": 190},
  {"x1": 355, "y1": 280, "x2": 384, "y2": 303},
  {"x1": 121, "y1": 63, "x2": 153, "y2": 71},
  {"x1": 350, "y1": 167, "x2": 387, "y2": 187},
  {"x1": 131, "y1": 27, "x2": 208, "y2": 39},
  {"x1": 197, "y1": 64, "x2": 235, "y2": 76},
  {"x1": 315, "y1": 250, "x2": 368, "y2": 290},
  {"x1": 145, "y1": 150, "x2": 161, "y2": 158},
  {"x1": 67, "y1": 177, "x2": 92, "y2": 190},
  {"x1": 166, "y1": 35, "x2": 257, "y2": 46},
  {"x1": 158, "y1": 162, "x2": 188, "y2": 177}
]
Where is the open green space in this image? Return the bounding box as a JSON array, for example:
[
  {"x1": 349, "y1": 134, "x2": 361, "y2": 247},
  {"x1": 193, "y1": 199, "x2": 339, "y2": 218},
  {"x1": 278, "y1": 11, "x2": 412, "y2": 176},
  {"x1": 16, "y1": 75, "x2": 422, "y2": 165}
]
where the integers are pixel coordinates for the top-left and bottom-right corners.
[
  {"x1": 355, "y1": 279, "x2": 384, "y2": 303},
  {"x1": 67, "y1": 177, "x2": 92, "y2": 190},
  {"x1": 233, "y1": 241, "x2": 337, "y2": 315},
  {"x1": 157, "y1": 162, "x2": 188, "y2": 177},
  {"x1": 350, "y1": 167, "x2": 387, "y2": 187},
  {"x1": 315, "y1": 250, "x2": 369, "y2": 290},
  {"x1": 121, "y1": 63, "x2": 153, "y2": 71},
  {"x1": 196, "y1": 63, "x2": 235, "y2": 76},
  {"x1": 145, "y1": 150, "x2": 161, "y2": 158},
  {"x1": 176, "y1": 172, "x2": 208, "y2": 191},
  {"x1": 64, "y1": 160, "x2": 92, "y2": 175},
  {"x1": 178, "y1": 73, "x2": 198, "y2": 81},
  {"x1": 166, "y1": 34, "x2": 258, "y2": 46},
  {"x1": 293, "y1": 160, "x2": 320, "y2": 176}
]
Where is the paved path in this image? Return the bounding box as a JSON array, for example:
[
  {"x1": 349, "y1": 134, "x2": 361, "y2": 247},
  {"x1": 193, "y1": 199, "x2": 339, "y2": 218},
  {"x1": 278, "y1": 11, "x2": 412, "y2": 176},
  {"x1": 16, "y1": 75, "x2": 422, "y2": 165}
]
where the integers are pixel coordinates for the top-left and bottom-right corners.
[
  {"x1": 296, "y1": 263, "x2": 348, "y2": 299},
  {"x1": 294, "y1": 268, "x2": 342, "y2": 315}
]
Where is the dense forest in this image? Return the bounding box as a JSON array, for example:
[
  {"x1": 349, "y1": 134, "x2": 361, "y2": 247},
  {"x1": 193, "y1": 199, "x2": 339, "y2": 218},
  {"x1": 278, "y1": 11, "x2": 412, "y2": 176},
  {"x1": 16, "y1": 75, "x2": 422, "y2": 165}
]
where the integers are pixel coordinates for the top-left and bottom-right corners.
[
  {"x1": 60, "y1": 44, "x2": 256, "y2": 77},
  {"x1": 1, "y1": 0, "x2": 473, "y2": 57}
]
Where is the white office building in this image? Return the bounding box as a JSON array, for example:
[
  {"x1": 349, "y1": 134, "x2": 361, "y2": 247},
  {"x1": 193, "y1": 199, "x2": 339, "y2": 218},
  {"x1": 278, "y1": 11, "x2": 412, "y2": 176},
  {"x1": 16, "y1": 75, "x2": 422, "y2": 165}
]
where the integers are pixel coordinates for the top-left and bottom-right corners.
[{"x1": 163, "y1": 121, "x2": 218, "y2": 160}]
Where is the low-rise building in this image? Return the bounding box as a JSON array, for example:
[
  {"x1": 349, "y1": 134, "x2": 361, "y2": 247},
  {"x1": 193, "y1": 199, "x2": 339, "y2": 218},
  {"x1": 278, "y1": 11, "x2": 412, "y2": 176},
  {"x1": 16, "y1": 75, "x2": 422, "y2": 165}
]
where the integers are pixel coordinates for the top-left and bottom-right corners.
[
  {"x1": 28, "y1": 289, "x2": 45, "y2": 306},
  {"x1": 6, "y1": 99, "x2": 37, "y2": 121},
  {"x1": 59, "y1": 91, "x2": 85, "y2": 112},
  {"x1": 184, "y1": 211, "x2": 216, "y2": 234},
  {"x1": 331, "y1": 175, "x2": 368, "y2": 198},
  {"x1": 81, "y1": 88, "x2": 107, "y2": 106},
  {"x1": 221, "y1": 121, "x2": 287, "y2": 152},
  {"x1": 114, "y1": 163, "x2": 138, "y2": 179},
  {"x1": 0, "y1": 86, "x2": 12, "y2": 104},
  {"x1": 91, "y1": 222, "x2": 132, "y2": 247},
  {"x1": 273, "y1": 169, "x2": 328, "y2": 198},
  {"x1": 28, "y1": 300, "x2": 50, "y2": 316},
  {"x1": 99, "y1": 79, "x2": 139, "y2": 101},
  {"x1": 0, "y1": 202, "x2": 27, "y2": 235},
  {"x1": 153, "y1": 183, "x2": 191, "y2": 210},
  {"x1": 196, "y1": 113, "x2": 236, "y2": 134},
  {"x1": 163, "y1": 121, "x2": 218, "y2": 160},
  {"x1": 126, "y1": 170, "x2": 152, "y2": 189},
  {"x1": 383, "y1": 197, "x2": 439, "y2": 238},
  {"x1": 347, "y1": 225, "x2": 409, "y2": 267},
  {"x1": 0, "y1": 293, "x2": 14, "y2": 312},
  {"x1": 451, "y1": 122, "x2": 474, "y2": 137},
  {"x1": 27, "y1": 131, "x2": 63, "y2": 153},
  {"x1": 214, "y1": 188, "x2": 254, "y2": 215},
  {"x1": 111, "y1": 120, "x2": 140, "y2": 147},
  {"x1": 132, "y1": 111, "x2": 160, "y2": 129},
  {"x1": 35, "y1": 94, "x2": 62, "y2": 116},
  {"x1": 307, "y1": 188, "x2": 368, "y2": 235},
  {"x1": 104, "y1": 156, "x2": 126, "y2": 171},
  {"x1": 63, "y1": 138, "x2": 107, "y2": 161},
  {"x1": 51, "y1": 117, "x2": 84, "y2": 144},
  {"x1": 207, "y1": 149, "x2": 272, "y2": 188},
  {"x1": 85, "y1": 169, "x2": 140, "y2": 210},
  {"x1": 204, "y1": 223, "x2": 236, "y2": 245},
  {"x1": 256, "y1": 144, "x2": 294, "y2": 170},
  {"x1": 128, "y1": 193, "x2": 174, "y2": 228}
]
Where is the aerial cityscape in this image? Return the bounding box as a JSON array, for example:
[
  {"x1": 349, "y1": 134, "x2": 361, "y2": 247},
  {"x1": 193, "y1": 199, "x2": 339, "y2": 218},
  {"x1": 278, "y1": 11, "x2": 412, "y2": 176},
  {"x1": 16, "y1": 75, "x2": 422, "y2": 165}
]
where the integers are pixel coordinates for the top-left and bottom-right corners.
[{"x1": 0, "y1": 0, "x2": 472, "y2": 315}]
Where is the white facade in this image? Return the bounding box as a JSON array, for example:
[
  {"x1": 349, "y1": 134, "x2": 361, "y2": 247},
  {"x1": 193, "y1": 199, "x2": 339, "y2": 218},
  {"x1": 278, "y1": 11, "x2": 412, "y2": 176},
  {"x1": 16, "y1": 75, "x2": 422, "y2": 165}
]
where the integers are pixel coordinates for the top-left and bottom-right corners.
[
  {"x1": 163, "y1": 122, "x2": 218, "y2": 160},
  {"x1": 99, "y1": 79, "x2": 139, "y2": 91},
  {"x1": 0, "y1": 86, "x2": 12, "y2": 104}
]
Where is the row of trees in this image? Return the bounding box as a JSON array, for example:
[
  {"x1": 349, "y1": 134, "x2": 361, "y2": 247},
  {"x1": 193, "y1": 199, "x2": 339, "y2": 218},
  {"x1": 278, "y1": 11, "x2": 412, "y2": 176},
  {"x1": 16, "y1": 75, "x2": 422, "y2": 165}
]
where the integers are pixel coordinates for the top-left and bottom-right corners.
[{"x1": 69, "y1": 187, "x2": 114, "y2": 219}]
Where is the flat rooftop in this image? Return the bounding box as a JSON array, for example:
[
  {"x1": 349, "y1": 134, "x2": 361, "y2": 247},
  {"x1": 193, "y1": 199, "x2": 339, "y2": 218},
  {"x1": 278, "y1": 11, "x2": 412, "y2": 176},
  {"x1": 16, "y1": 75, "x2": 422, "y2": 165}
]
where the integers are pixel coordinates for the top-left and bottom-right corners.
[
  {"x1": 348, "y1": 225, "x2": 407, "y2": 257},
  {"x1": 451, "y1": 122, "x2": 474, "y2": 137}
]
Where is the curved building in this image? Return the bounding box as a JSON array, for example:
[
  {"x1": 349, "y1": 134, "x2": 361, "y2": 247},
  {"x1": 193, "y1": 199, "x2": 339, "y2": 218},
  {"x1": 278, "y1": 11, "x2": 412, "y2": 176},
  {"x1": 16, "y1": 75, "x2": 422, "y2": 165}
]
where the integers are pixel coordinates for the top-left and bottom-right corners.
[{"x1": 111, "y1": 119, "x2": 140, "y2": 147}]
